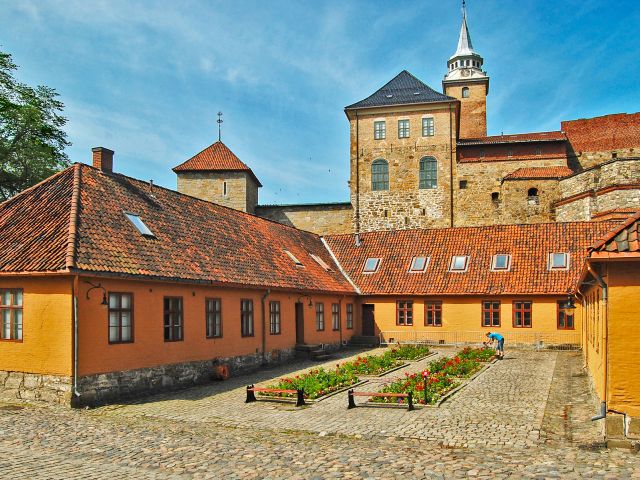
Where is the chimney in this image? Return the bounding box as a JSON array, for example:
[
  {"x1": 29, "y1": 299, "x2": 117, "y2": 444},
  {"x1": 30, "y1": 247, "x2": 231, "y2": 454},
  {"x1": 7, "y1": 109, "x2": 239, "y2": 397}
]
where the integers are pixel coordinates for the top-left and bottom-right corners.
[{"x1": 92, "y1": 147, "x2": 114, "y2": 173}]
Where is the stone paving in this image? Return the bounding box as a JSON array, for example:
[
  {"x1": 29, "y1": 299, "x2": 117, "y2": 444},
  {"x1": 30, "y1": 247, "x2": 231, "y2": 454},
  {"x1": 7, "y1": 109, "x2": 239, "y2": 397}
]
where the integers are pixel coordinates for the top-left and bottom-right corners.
[{"x1": 0, "y1": 347, "x2": 639, "y2": 478}]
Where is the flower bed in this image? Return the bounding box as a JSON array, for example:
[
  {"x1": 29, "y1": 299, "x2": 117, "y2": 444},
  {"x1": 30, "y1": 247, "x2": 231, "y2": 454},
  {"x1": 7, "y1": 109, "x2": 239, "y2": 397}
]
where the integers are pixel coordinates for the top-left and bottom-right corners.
[
  {"x1": 387, "y1": 344, "x2": 431, "y2": 360},
  {"x1": 371, "y1": 347, "x2": 495, "y2": 406}
]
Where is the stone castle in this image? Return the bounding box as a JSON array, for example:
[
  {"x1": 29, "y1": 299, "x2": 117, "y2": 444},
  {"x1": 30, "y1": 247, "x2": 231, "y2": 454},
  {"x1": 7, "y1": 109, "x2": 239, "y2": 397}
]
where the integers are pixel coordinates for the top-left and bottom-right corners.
[{"x1": 174, "y1": 7, "x2": 640, "y2": 235}]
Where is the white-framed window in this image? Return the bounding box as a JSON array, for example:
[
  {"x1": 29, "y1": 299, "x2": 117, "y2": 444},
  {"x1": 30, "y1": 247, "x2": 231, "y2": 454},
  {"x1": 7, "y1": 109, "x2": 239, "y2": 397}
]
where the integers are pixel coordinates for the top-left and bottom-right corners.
[
  {"x1": 409, "y1": 256, "x2": 429, "y2": 273},
  {"x1": 1, "y1": 289, "x2": 23, "y2": 341},
  {"x1": 374, "y1": 121, "x2": 386, "y2": 140},
  {"x1": 284, "y1": 250, "x2": 304, "y2": 267},
  {"x1": 462, "y1": 87, "x2": 470, "y2": 98},
  {"x1": 422, "y1": 117, "x2": 435, "y2": 137},
  {"x1": 449, "y1": 255, "x2": 470, "y2": 272},
  {"x1": 491, "y1": 254, "x2": 512, "y2": 271},
  {"x1": 124, "y1": 212, "x2": 155, "y2": 238},
  {"x1": 398, "y1": 119, "x2": 410, "y2": 139},
  {"x1": 549, "y1": 253, "x2": 569, "y2": 270},
  {"x1": 310, "y1": 253, "x2": 332, "y2": 272},
  {"x1": 363, "y1": 257, "x2": 381, "y2": 273}
]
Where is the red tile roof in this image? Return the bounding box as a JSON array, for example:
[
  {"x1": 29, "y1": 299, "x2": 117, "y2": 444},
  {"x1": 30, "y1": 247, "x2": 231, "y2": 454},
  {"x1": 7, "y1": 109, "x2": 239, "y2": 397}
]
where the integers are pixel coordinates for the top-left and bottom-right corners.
[
  {"x1": 457, "y1": 131, "x2": 566, "y2": 145},
  {"x1": 173, "y1": 141, "x2": 262, "y2": 186},
  {"x1": 562, "y1": 113, "x2": 640, "y2": 153},
  {"x1": 590, "y1": 210, "x2": 640, "y2": 255},
  {"x1": 0, "y1": 164, "x2": 353, "y2": 294},
  {"x1": 503, "y1": 166, "x2": 574, "y2": 180},
  {"x1": 324, "y1": 222, "x2": 615, "y2": 296}
]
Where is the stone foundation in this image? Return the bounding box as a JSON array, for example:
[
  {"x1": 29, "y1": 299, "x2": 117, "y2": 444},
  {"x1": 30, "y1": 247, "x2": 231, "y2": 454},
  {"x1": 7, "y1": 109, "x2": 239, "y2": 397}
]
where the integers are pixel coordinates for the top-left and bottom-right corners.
[{"x1": 0, "y1": 371, "x2": 72, "y2": 405}]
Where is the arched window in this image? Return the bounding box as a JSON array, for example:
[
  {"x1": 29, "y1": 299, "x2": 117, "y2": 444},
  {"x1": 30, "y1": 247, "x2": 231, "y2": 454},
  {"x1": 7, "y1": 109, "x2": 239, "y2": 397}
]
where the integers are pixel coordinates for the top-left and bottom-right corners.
[
  {"x1": 462, "y1": 87, "x2": 470, "y2": 98},
  {"x1": 371, "y1": 159, "x2": 389, "y2": 191},
  {"x1": 527, "y1": 187, "x2": 539, "y2": 205},
  {"x1": 527, "y1": 187, "x2": 538, "y2": 197},
  {"x1": 419, "y1": 157, "x2": 437, "y2": 189}
]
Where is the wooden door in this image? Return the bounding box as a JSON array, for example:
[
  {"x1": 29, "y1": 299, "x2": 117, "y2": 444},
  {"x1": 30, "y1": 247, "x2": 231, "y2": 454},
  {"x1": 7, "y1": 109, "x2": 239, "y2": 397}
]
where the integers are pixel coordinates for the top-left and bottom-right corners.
[
  {"x1": 362, "y1": 304, "x2": 375, "y2": 336},
  {"x1": 295, "y1": 302, "x2": 304, "y2": 344}
]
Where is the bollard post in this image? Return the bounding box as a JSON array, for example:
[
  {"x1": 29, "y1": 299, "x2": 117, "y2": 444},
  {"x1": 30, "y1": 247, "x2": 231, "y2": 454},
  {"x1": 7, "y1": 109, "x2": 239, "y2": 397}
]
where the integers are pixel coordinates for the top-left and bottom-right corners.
[
  {"x1": 246, "y1": 385, "x2": 257, "y2": 403},
  {"x1": 347, "y1": 389, "x2": 356, "y2": 409},
  {"x1": 296, "y1": 389, "x2": 306, "y2": 407},
  {"x1": 422, "y1": 371, "x2": 429, "y2": 404},
  {"x1": 408, "y1": 391, "x2": 414, "y2": 411}
]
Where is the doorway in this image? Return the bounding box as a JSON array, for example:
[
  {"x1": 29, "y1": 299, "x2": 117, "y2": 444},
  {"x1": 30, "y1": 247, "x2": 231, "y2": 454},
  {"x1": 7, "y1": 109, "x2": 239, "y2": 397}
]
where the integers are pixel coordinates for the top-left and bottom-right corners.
[
  {"x1": 295, "y1": 302, "x2": 305, "y2": 344},
  {"x1": 362, "y1": 304, "x2": 375, "y2": 336}
]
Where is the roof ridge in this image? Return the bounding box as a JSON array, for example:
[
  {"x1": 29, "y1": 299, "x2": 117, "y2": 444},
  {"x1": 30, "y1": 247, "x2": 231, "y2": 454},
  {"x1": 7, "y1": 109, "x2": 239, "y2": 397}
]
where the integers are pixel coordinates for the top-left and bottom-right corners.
[
  {"x1": 172, "y1": 140, "x2": 252, "y2": 172},
  {"x1": 590, "y1": 210, "x2": 640, "y2": 251},
  {"x1": 65, "y1": 163, "x2": 82, "y2": 270}
]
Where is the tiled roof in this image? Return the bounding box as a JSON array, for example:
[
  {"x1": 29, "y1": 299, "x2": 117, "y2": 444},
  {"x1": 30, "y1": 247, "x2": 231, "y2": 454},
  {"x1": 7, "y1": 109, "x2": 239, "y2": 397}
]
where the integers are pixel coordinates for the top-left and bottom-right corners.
[
  {"x1": 0, "y1": 164, "x2": 353, "y2": 294},
  {"x1": 324, "y1": 222, "x2": 615, "y2": 296},
  {"x1": 345, "y1": 70, "x2": 455, "y2": 111},
  {"x1": 457, "y1": 131, "x2": 566, "y2": 145},
  {"x1": 562, "y1": 113, "x2": 640, "y2": 152},
  {"x1": 590, "y1": 211, "x2": 640, "y2": 255},
  {"x1": 503, "y1": 166, "x2": 574, "y2": 180},
  {"x1": 173, "y1": 141, "x2": 262, "y2": 186}
]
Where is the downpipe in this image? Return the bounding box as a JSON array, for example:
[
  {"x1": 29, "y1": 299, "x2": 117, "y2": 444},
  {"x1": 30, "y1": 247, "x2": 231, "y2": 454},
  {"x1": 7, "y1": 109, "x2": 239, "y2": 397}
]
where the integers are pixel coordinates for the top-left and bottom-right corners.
[
  {"x1": 591, "y1": 401, "x2": 607, "y2": 421},
  {"x1": 587, "y1": 263, "x2": 609, "y2": 422}
]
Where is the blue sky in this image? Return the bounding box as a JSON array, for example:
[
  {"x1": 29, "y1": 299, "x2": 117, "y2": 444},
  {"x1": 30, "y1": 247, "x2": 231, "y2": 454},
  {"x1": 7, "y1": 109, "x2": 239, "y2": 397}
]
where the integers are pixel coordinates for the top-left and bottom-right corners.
[{"x1": 1, "y1": 1, "x2": 639, "y2": 204}]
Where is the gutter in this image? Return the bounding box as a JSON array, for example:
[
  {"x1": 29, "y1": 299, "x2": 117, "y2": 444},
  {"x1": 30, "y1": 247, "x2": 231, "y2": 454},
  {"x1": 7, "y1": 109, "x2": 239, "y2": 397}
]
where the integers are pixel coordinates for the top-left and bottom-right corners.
[{"x1": 72, "y1": 275, "x2": 81, "y2": 404}]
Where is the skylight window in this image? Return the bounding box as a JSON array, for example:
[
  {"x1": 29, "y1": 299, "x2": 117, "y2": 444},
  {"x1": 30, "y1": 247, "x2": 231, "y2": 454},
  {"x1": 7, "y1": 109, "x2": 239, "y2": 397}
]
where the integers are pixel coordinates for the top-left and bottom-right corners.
[
  {"x1": 409, "y1": 256, "x2": 429, "y2": 273},
  {"x1": 363, "y1": 257, "x2": 381, "y2": 273},
  {"x1": 284, "y1": 250, "x2": 304, "y2": 267},
  {"x1": 491, "y1": 254, "x2": 511, "y2": 271},
  {"x1": 124, "y1": 212, "x2": 155, "y2": 238},
  {"x1": 450, "y1": 255, "x2": 469, "y2": 272},
  {"x1": 310, "y1": 253, "x2": 333, "y2": 272},
  {"x1": 549, "y1": 253, "x2": 569, "y2": 270}
]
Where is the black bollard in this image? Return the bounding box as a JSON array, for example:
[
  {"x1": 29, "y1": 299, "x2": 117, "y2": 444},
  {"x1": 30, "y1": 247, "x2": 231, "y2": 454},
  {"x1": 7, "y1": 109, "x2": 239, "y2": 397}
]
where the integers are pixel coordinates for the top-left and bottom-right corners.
[
  {"x1": 347, "y1": 389, "x2": 356, "y2": 409},
  {"x1": 246, "y1": 385, "x2": 257, "y2": 403},
  {"x1": 408, "y1": 391, "x2": 414, "y2": 411},
  {"x1": 296, "y1": 389, "x2": 306, "y2": 407}
]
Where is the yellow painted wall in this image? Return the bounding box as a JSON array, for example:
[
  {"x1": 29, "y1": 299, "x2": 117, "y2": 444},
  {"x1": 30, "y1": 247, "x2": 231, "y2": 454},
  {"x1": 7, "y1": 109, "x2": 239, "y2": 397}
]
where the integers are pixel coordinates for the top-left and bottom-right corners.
[
  {"x1": 0, "y1": 276, "x2": 73, "y2": 376},
  {"x1": 581, "y1": 278, "x2": 607, "y2": 403},
  {"x1": 607, "y1": 261, "x2": 640, "y2": 417},
  {"x1": 360, "y1": 295, "x2": 580, "y2": 344}
]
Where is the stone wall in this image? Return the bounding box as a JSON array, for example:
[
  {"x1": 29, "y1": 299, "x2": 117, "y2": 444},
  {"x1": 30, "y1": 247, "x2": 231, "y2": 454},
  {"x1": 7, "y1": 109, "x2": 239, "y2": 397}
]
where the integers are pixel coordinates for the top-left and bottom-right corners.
[
  {"x1": 0, "y1": 371, "x2": 72, "y2": 404},
  {"x1": 444, "y1": 81, "x2": 488, "y2": 139},
  {"x1": 255, "y1": 203, "x2": 353, "y2": 235},
  {"x1": 176, "y1": 171, "x2": 257, "y2": 213}
]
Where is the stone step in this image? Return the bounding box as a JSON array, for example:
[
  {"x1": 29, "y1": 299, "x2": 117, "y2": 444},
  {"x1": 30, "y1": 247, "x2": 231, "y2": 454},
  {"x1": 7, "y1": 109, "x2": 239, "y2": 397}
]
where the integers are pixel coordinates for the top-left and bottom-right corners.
[
  {"x1": 295, "y1": 343, "x2": 322, "y2": 352},
  {"x1": 313, "y1": 354, "x2": 332, "y2": 361},
  {"x1": 349, "y1": 336, "x2": 380, "y2": 347}
]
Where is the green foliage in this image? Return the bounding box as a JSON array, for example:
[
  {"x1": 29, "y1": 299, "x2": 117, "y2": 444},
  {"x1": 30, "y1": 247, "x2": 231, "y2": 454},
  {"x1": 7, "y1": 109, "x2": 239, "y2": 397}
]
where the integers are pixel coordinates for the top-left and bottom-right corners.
[
  {"x1": 264, "y1": 367, "x2": 359, "y2": 400},
  {"x1": 0, "y1": 50, "x2": 70, "y2": 201},
  {"x1": 386, "y1": 344, "x2": 431, "y2": 360}
]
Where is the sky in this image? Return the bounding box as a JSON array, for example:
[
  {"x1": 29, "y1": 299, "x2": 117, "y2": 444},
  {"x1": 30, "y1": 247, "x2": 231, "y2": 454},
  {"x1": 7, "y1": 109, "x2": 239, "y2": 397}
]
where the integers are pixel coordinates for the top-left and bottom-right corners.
[{"x1": 1, "y1": 1, "x2": 639, "y2": 205}]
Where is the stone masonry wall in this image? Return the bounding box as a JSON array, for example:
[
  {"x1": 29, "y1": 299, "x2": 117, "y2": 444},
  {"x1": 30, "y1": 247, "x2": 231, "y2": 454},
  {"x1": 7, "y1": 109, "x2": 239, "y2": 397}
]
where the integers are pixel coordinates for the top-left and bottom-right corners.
[
  {"x1": 255, "y1": 203, "x2": 354, "y2": 235},
  {"x1": 0, "y1": 371, "x2": 72, "y2": 405},
  {"x1": 176, "y1": 171, "x2": 255, "y2": 213},
  {"x1": 444, "y1": 82, "x2": 487, "y2": 139}
]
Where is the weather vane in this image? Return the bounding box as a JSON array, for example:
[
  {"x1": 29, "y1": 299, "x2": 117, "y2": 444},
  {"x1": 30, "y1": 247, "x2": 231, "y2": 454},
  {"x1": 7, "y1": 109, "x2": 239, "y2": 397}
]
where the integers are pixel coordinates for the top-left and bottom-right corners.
[{"x1": 217, "y1": 111, "x2": 223, "y2": 141}]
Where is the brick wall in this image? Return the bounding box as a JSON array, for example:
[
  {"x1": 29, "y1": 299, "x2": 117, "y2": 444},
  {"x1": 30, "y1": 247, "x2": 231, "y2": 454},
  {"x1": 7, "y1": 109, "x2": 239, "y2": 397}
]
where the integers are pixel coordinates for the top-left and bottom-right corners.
[
  {"x1": 444, "y1": 82, "x2": 487, "y2": 139},
  {"x1": 176, "y1": 171, "x2": 257, "y2": 213}
]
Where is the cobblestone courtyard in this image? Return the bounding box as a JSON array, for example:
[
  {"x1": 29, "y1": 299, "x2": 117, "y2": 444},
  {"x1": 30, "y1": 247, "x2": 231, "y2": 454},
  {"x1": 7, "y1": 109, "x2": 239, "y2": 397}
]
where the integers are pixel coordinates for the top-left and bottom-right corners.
[{"x1": 1, "y1": 349, "x2": 639, "y2": 478}]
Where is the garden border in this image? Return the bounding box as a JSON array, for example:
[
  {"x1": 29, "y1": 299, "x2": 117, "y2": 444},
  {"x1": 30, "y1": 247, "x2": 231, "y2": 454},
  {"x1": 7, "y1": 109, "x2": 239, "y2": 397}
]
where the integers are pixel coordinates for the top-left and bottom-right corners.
[
  {"x1": 254, "y1": 379, "x2": 370, "y2": 405},
  {"x1": 401, "y1": 351, "x2": 438, "y2": 364},
  {"x1": 357, "y1": 362, "x2": 409, "y2": 378},
  {"x1": 425, "y1": 357, "x2": 498, "y2": 408}
]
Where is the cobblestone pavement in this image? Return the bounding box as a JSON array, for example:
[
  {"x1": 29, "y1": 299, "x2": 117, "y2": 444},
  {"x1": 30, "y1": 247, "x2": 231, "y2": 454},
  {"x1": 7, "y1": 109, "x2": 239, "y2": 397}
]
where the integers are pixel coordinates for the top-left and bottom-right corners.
[{"x1": 0, "y1": 348, "x2": 639, "y2": 478}]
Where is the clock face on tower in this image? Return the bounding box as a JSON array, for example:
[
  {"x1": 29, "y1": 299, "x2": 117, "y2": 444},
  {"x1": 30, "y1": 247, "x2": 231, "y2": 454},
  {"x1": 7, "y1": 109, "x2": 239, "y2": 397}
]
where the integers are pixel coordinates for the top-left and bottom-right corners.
[{"x1": 461, "y1": 68, "x2": 471, "y2": 77}]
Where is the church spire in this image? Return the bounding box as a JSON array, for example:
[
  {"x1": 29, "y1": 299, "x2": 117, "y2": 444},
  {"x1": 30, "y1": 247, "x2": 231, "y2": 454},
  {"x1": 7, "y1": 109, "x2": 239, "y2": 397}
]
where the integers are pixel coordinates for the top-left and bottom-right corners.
[
  {"x1": 454, "y1": 1, "x2": 476, "y2": 57},
  {"x1": 444, "y1": 1, "x2": 486, "y2": 78}
]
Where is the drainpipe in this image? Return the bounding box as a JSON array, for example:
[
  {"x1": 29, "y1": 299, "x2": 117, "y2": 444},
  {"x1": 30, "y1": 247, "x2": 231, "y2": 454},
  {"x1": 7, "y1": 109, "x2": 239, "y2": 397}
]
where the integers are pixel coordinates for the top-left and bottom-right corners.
[
  {"x1": 587, "y1": 263, "x2": 608, "y2": 422},
  {"x1": 72, "y1": 275, "x2": 81, "y2": 404},
  {"x1": 355, "y1": 110, "x2": 361, "y2": 235},
  {"x1": 261, "y1": 289, "x2": 270, "y2": 364}
]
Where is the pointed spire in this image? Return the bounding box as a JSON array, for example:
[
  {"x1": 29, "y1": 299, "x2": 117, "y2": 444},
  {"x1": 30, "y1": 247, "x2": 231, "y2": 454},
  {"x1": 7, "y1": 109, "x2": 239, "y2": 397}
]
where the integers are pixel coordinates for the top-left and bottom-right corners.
[{"x1": 454, "y1": 0, "x2": 476, "y2": 57}]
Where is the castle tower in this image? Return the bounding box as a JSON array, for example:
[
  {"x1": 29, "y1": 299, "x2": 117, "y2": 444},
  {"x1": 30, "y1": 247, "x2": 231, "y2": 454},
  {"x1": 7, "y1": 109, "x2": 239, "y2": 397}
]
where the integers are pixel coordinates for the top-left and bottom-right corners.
[
  {"x1": 443, "y1": 1, "x2": 489, "y2": 139},
  {"x1": 173, "y1": 140, "x2": 262, "y2": 214}
]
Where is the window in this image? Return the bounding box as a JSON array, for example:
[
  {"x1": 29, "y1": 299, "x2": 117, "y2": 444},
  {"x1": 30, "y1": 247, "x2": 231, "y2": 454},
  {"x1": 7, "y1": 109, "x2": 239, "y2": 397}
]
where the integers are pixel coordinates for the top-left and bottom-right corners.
[
  {"x1": 0, "y1": 289, "x2": 23, "y2": 341},
  {"x1": 332, "y1": 303, "x2": 340, "y2": 331},
  {"x1": 206, "y1": 298, "x2": 222, "y2": 338},
  {"x1": 108, "y1": 292, "x2": 133, "y2": 343},
  {"x1": 513, "y1": 301, "x2": 532, "y2": 328},
  {"x1": 527, "y1": 187, "x2": 539, "y2": 198},
  {"x1": 425, "y1": 301, "x2": 442, "y2": 326},
  {"x1": 316, "y1": 302, "x2": 325, "y2": 331},
  {"x1": 396, "y1": 300, "x2": 413, "y2": 326},
  {"x1": 163, "y1": 297, "x2": 183, "y2": 341},
  {"x1": 124, "y1": 212, "x2": 155, "y2": 238},
  {"x1": 374, "y1": 121, "x2": 386, "y2": 140},
  {"x1": 507, "y1": 149, "x2": 513, "y2": 158},
  {"x1": 223, "y1": 181, "x2": 228, "y2": 196},
  {"x1": 310, "y1": 253, "x2": 332, "y2": 271},
  {"x1": 462, "y1": 87, "x2": 469, "y2": 98},
  {"x1": 241, "y1": 299, "x2": 254, "y2": 337},
  {"x1": 419, "y1": 157, "x2": 437, "y2": 189},
  {"x1": 450, "y1": 255, "x2": 469, "y2": 272},
  {"x1": 398, "y1": 119, "x2": 410, "y2": 139},
  {"x1": 409, "y1": 256, "x2": 429, "y2": 273},
  {"x1": 284, "y1": 250, "x2": 304, "y2": 267},
  {"x1": 269, "y1": 301, "x2": 281, "y2": 335},
  {"x1": 459, "y1": 180, "x2": 468, "y2": 189},
  {"x1": 422, "y1": 117, "x2": 435, "y2": 137},
  {"x1": 363, "y1": 257, "x2": 381, "y2": 273},
  {"x1": 491, "y1": 254, "x2": 511, "y2": 271},
  {"x1": 482, "y1": 301, "x2": 501, "y2": 327},
  {"x1": 557, "y1": 301, "x2": 575, "y2": 330},
  {"x1": 371, "y1": 159, "x2": 389, "y2": 191},
  {"x1": 491, "y1": 192, "x2": 500, "y2": 204},
  {"x1": 549, "y1": 253, "x2": 569, "y2": 270},
  {"x1": 346, "y1": 303, "x2": 353, "y2": 329}
]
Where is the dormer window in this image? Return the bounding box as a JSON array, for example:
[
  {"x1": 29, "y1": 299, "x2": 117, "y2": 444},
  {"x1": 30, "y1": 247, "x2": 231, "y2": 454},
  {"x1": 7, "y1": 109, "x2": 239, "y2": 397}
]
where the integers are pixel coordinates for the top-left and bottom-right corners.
[
  {"x1": 409, "y1": 256, "x2": 429, "y2": 273},
  {"x1": 450, "y1": 255, "x2": 469, "y2": 272},
  {"x1": 310, "y1": 253, "x2": 333, "y2": 272},
  {"x1": 549, "y1": 253, "x2": 569, "y2": 270},
  {"x1": 363, "y1": 257, "x2": 381, "y2": 273},
  {"x1": 491, "y1": 254, "x2": 511, "y2": 271},
  {"x1": 284, "y1": 250, "x2": 304, "y2": 267},
  {"x1": 124, "y1": 212, "x2": 155, "y2": 238}
]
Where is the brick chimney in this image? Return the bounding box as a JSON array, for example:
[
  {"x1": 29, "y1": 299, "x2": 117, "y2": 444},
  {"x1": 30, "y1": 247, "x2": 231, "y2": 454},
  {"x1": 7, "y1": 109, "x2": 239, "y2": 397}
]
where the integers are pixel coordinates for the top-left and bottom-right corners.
[{"x1": 92, "y1": 147, "x2": 114, "y2": 173}]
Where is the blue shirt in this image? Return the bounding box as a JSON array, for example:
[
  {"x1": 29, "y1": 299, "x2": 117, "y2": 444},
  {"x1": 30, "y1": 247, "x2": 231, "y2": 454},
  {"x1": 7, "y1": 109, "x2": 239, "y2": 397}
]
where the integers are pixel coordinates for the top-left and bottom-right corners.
[{"x1": 488, "y1": 333, "x2": 504, "y2": 342}]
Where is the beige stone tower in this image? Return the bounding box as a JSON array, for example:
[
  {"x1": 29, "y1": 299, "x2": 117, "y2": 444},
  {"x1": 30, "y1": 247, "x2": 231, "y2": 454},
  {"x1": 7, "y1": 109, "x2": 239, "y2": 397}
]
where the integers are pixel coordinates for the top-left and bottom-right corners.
[
  {"x1": 173, "y1": 140, "x2": 261, "y2": 214},
  {"x1": 442, "y1": 2, "x2": 489, "y2": 139}
]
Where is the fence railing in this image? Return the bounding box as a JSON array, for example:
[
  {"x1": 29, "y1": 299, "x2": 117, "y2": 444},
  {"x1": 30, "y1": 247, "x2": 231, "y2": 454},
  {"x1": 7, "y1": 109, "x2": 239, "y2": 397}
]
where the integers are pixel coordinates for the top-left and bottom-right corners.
[{"x1": 379, "y1": 330, "x2": 581, "y2": 350}]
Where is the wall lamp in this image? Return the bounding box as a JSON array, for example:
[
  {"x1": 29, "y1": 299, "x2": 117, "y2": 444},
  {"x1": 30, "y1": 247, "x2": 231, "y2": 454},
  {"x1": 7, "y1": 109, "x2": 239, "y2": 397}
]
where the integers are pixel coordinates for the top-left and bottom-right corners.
[
  {"x1": 85, "y1": 280, "x2": 108, "y2": 306},
  {"x1": 298, "y1": 295, "x2": 313, "y2": 307},
  {"x1": 559, "y1": 289, "x2": 577, "y2": 314}
]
